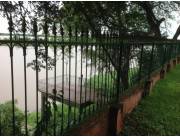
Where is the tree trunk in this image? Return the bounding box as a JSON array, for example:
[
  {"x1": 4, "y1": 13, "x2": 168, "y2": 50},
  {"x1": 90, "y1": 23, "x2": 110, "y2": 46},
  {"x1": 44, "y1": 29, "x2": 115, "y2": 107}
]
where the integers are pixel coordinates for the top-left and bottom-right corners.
[{"x1": 137, "y1": 2, "x2": 164, "y2": 38}]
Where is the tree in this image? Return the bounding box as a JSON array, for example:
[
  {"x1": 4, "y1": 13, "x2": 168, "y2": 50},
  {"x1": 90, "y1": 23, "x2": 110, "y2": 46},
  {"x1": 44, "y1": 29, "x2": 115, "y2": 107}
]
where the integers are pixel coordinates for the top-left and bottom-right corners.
[{"x1": 1, "y1": 1, "x2": 180, "y2": 89}]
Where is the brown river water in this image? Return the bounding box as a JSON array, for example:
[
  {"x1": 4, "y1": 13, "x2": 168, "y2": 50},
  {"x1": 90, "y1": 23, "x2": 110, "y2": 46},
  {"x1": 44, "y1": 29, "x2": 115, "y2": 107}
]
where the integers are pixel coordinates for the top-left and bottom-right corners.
[{"x1": 0, "y1": 46, "x2": 92, "y2": 112}]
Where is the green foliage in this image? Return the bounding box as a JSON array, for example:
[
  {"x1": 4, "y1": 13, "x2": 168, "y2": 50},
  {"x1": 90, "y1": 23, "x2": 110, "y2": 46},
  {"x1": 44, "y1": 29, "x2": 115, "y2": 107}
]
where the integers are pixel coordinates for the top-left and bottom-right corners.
[
  {"x1": 0, "y1": 101, "x2": 24, "y2": 135},
  {"x1": 122, "y1": 64, "x2": 180, "y2": 135},
  {"x1": 1, "y1": 1, "x2": 180, "y2": 38},
  {"x1": 85, "y1": 68, "x2": 139, "y2": 95},
  {"x1": 0, "y1": 99, "x2": 94, "y2": 135},
  {"x1": 37, "y1": 102, "x2": 79, "y2": 135},
  {"x1": 128, "y1": 67, "x2": 139, "y2": 86},
  {"x1": 27, "y1": 47, "x2": 55, "y2": 71},
  {"x1": 27, "y1": 112, "x2": 41, "y2": 134},
  {"x1": 138, "y1": 46, "x2": 152, "y2": 77},
  {"x1": 85, "y1": 72, "x2": 116, "y2": 94}
]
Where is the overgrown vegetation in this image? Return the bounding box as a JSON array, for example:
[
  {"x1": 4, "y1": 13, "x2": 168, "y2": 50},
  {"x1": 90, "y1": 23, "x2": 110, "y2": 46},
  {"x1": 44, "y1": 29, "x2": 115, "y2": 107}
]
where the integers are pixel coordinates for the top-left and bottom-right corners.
[
  {"x1": 0, "y1": 101, "x2": 24, "y2": 135},
  {"x1": 0, "y1": 101, "x2": 80, "y2": 135},
  {"x1": 85, "y1": 68, "x2": 139, "y2": 94},
  {"x1": 122, "y1": 64, "x2": 180, "y2": 135}
]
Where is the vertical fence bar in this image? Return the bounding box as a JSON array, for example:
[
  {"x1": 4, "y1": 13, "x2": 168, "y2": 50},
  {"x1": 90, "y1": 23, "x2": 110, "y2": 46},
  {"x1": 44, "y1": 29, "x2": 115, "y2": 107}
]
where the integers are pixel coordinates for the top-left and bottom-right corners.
[
  {"x1": 110, "y1": 32, "x2": 115, "y2": 102},
  {"x1": 74, "y1": 26, "x2": 78, "y2": 123},
  {"x1": 68, "y1": 26, "x2": 72, "y2": 128},
  {"x1": 112, "y1": 31, "x2": 116, "y2": 101},
  {"x1": 177, "y1": 43, "x2": 179, "y2": 56},
  {"x1": 89, "y1": 31, "x2": 93, "y2": 114},
  {"x1": 85, "y1": 30, "x2": 88, "y2": 116},
  {"x1": 108, "y1": 51, "x2": 112, "y2": 102},
  {"x1": 108, "y1": 31, "x2": 112, "y2": 103},
  {"x1": 148, "y1": 43, "x2": 155, "y2": 79},
  {"x1": 97, "y1": 32, "x2": 101, "y2": 109},
  {"x1": 105, "y1": 33, "x2": 109, "y2": 103},
  {"x1": 79, "y1": 28, "x2": 84, "y2": 122},
  {"x1": 52, "y1": 22, "x2": 57, "y2": 136},
  {"x1": 43, "y1": 14, "x2": 49, "y2": 135},
  {"x1": 168, "y1": 45, "x2": 172, "y2": 61},
  {"x1": 22, "y1": 16, "x2": 28, "y2": 135},
  {"x1": 165, "y1": 43, "x2": 168, "y2": 65},
  {"x1": 165, "y1": 44, "x2": 169, "y2": 63},
  {"x1": 116, "y1": 39, "x2": 123, "y2": 101},
  {"x1": 111, "y1": 32, "x2": 117, "y2": 99},
  {"x1": 60, "y1": 24, "x2": 64, "y2": 134},
  {"x1": 33, "y1": 18, "x2": 39, "y2": 131},
  {"x1": 138, "y1": 44, "x2": 144, "y2": 81},
  {"x1": 178, "y1": 43, "x2": 180, "y2": 55},
  {"x1": 8, "y1": 14, "x2": 15, "y2": 135},
  {"x1": 105, "y1": 31, "x2": 108, "y2": 102},
  {"x1": 93, "y1": 32, "x2": 97, "y2": 112},
  {"x1": 106, "y1": 31, "x2": 109, "y2": 103},
  {"x1": 9, "y1": 46, "x2": 15, "y2": 135},
  {"x1": 101, "y1": 33, "x2": 105, "y2": 105},
  {"x1": 99, "y1": 32, "x2": 103, "y2": 107},
  {"x1": 162, "y1": 44, "x2": 167, "y2": 66},
  {"x1": 105, "y1": 31, "x2": 108, "y2": 104},
  {"x1": 131, "y1": 43, "x2": 137, "y2": 85}
]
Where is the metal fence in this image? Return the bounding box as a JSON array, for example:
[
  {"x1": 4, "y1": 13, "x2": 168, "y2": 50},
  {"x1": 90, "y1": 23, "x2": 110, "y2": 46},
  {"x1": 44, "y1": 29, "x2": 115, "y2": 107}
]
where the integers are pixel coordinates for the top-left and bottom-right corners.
[{"x1": 0, "y1": 16, "x2": 180, "y2": 135}]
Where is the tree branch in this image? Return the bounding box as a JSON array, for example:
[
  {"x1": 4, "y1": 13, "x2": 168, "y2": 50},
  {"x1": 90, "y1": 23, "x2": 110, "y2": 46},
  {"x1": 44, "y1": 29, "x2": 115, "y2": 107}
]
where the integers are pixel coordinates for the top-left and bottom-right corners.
[
  {"x1": 137, "y1": 2, "x2": 164, "y2": 37},
  {"x1": 173, "y1": 24, "x2": 180, "y2": 40}
]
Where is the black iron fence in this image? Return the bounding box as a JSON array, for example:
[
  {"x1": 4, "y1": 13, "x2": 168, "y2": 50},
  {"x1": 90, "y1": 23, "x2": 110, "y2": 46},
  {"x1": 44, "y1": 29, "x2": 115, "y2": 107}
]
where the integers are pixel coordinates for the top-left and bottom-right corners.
[{"x1": 0, "y1": 16, "x2": 180, "y2": 135}]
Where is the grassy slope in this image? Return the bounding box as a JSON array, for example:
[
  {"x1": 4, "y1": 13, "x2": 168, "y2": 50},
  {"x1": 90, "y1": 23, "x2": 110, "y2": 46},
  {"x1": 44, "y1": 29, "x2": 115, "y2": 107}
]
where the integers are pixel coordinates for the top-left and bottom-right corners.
[{"x1": 122, "y1": 64, "x2": 180, "y2": 135}]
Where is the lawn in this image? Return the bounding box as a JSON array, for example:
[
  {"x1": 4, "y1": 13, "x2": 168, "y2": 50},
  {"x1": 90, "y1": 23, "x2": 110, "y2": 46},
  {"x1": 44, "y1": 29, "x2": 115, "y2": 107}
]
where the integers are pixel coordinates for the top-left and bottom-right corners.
[{"x1": 122, "y1": 64, "x2": 180, "y2": 135}]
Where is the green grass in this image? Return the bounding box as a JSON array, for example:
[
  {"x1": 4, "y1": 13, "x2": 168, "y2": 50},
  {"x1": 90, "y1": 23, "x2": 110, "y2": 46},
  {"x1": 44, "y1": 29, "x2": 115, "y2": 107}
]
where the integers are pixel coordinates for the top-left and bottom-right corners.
[
  {"x1": 85, "y1": 72, "x2": 116, "y2": 93},
  {"x1": 85, "y1": 68, "x2": 139, "y2": 94},
  {"x1": 122, "y1": 64, "x2": 180, "y2": 135}
]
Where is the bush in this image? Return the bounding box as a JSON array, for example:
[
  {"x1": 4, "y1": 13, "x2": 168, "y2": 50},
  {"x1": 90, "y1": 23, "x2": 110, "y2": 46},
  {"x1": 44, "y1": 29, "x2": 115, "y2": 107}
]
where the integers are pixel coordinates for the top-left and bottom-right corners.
[{"x1": 0, "y1": 101, "x2": 24, "y2": 135}]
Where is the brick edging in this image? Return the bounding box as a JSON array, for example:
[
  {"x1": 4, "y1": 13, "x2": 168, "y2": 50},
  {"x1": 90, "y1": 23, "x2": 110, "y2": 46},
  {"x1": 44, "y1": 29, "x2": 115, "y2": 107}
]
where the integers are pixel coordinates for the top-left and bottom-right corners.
[{"x1": 67, "y1": 56, "x2": 180, "y2": 136}]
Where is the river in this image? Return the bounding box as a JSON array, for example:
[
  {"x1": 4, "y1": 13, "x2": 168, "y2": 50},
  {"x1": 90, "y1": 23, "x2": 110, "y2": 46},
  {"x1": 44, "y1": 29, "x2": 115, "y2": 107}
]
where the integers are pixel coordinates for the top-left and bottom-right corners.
[{"x1": 0, "y1": 46, "x2": 92, "y2": 112}]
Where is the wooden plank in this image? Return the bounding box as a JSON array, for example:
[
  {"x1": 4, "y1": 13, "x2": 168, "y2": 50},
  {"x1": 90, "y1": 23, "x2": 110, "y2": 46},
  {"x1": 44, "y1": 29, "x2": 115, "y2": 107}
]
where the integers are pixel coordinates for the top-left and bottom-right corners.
[{"x1": 38, "y1": 76, "x2": 103, "y2": 108}]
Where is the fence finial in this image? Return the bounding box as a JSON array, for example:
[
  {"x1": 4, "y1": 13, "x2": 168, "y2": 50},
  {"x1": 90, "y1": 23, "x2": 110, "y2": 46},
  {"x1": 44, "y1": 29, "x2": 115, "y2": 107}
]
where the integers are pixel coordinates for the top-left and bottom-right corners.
[
  {"x1": 8, "y1": 14, "x2": 14, "y2": 33},
  {"x1": 105, "y1": 30, "x2": 108, "y2": 42},
  {"x1": 68, "y1": 26, "x2": 72, "y2": 39},
  {"x1": 85, "y1": 28, "x2": 89, "y2": 40},
  {"x1": 53, "y1": 22, "x2": 57, "y2": 36},
  {"x1": 60, "y1": 24, "x2": 64, "y2": 37},
  {"x1": 75, "y1": 25, "x2": 78, "y2": 41},
  {"x1": 33, "y1": 18, "x2": 38, "y2": 36},
  {"x1": 43, "y1": 20, "x2": 48, "y2": 35},
  {"x1": 81, "y1": 27, "x2": 84, "y2": 39},
  {"x1": 22, "y1": 16, "x2": 26, "y2": 33}
]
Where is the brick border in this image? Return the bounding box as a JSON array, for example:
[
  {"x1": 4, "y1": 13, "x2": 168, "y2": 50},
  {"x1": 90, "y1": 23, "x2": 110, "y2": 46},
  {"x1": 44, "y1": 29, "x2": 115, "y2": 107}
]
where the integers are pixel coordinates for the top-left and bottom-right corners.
[{"x1": 67, "y1": 56, "x2": 180, "y2": 136}]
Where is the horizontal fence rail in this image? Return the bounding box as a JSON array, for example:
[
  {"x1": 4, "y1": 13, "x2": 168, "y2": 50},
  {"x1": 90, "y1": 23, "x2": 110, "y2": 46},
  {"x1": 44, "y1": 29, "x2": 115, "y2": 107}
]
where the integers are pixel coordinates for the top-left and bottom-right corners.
[{"x1": 0, "y1": 16, "x2": 180, "y2": 136}]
